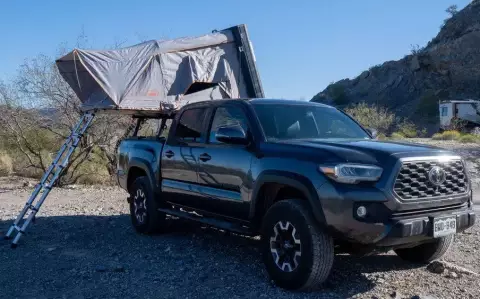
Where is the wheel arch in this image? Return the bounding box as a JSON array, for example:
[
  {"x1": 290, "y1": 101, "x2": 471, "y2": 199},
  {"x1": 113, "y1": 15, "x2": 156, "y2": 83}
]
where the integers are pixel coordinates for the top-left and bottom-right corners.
[
  {"x1": 127, "y1": 158, "x2": 157, "y2": 195},
  {"x1": 250, "y1": 171, "x2": 326, "y2": 227}
]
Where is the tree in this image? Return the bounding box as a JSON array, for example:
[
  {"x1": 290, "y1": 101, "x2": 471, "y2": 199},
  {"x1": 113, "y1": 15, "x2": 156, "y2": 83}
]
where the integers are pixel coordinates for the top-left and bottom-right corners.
[
  {"x1": 446, "y1": 4, "x2": 458, "y2": 17},
  {"x1": 0, "y1": 39, "x2": 132, "y2": 184}
]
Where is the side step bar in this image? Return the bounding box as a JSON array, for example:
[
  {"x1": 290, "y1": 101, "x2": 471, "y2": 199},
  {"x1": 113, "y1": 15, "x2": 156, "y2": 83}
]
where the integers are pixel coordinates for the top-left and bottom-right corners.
[{"x1": 157, "y1": 208, "x2": 256, "y2": 236}]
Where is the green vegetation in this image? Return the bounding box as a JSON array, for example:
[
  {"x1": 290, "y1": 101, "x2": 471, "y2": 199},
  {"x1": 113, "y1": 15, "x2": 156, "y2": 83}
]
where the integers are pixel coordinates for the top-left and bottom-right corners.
[
  {"x1": 390, "y1": 132, "x2": 405, "y2": 139},
  {"x1": 344, "y1": 102, "x2": 395, "y2": 134},
  {"x1": 396, "y1": 120, "x2": 418, "y2": 138},
  {"x1": 458, "y1": 134, "x2": 479, "y2": 143},
  {"x1": 431, "y1": 130, "x2": 479, "y2": 143}
]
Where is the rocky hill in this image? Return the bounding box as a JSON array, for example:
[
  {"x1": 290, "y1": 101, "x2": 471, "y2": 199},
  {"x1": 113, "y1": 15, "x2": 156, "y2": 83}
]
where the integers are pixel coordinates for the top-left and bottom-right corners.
[{"x1": 311, "y1": 0, "x2": 480, "y2": 131}]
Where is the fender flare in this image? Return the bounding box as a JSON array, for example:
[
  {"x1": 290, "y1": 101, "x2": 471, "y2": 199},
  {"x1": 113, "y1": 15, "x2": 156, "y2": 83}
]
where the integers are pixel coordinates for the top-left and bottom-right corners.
[
  {"x1": 128, "y1": 158, "x2": 158, "y2": 193},
  {"x1": 250, "y1": 170, "x2": 326, "y2": 226}
]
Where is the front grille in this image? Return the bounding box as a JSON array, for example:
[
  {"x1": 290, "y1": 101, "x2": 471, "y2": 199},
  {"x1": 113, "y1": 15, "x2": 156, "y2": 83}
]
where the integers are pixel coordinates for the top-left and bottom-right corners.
[{"x1": 394, "y1": 159, "x2": 468, "y2": 200}]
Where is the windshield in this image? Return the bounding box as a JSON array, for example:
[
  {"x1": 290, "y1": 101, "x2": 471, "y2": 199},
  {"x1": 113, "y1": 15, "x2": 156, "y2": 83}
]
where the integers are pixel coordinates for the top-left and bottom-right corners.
[{"x1": 252, "y1": 103, "x2": 371, "y2": 141}]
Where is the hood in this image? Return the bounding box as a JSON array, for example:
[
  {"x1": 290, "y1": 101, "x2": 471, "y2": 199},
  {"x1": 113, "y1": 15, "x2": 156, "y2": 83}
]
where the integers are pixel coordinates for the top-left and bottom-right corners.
[{"x1": 266, "y1": 138, "x2": 454, "y2": 166}]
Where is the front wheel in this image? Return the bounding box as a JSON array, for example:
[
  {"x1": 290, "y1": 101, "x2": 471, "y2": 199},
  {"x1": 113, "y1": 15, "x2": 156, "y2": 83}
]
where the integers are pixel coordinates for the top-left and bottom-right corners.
[
  {"x1": 128, "y1": 176, "x2": 167, "y2": 234},
  {"x1": 394, "y1": 235, "x2": 454, "y2": 263},
  {"x1": 260, "y1": 199, "x2": 334, "y2": 291}
]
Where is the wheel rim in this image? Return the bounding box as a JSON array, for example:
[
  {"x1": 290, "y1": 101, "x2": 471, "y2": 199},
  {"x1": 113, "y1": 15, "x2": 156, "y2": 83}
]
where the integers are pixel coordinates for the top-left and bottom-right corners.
[
  {"x1": 270, "y1": 221, "x2": 302, "y2": 272},
  {"x1": 133, "y1": 188, "x2": 147, "y2": 224}
]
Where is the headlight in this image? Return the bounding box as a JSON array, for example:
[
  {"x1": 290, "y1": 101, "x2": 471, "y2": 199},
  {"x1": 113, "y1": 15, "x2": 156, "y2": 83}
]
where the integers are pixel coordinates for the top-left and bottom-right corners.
[{"x1": 319, "y1": 164, "x2": 383, "y2": 184}]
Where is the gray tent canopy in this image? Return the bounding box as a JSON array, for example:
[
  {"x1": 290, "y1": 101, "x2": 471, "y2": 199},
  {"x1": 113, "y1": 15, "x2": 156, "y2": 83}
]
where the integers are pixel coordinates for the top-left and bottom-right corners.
[{"x1": 55, "y1": 24, "x2": 264, "y2": 116}]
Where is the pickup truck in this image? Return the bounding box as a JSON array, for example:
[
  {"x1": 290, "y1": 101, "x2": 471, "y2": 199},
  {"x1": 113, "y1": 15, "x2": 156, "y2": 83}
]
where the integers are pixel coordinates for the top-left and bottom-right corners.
[{"x1": 116, "y1": 98, "x2": 476, "y2": 290}]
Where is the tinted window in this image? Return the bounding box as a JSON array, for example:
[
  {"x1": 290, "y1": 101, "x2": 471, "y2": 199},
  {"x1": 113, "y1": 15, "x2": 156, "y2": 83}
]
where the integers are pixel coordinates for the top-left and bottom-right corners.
[
  {"x1": 175, "y1": 108, "x2": 207, "y2": 142},
  {"x1": 252, "y1": 103, "x2": 370, "y2": 140},
  {"x1": 209, "y1": 106, "x2": 249, "y2": 144}
]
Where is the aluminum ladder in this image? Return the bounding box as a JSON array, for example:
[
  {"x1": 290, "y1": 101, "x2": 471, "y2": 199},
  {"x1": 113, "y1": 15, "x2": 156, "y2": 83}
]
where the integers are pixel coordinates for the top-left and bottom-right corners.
[{"x1": 3, "y1": 112, "x2": 95, "y2": 248}]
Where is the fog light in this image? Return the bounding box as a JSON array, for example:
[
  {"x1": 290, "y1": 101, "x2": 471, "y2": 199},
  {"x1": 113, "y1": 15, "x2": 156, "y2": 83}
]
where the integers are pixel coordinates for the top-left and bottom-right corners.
[{"x1": 356, "y1": 206, "x2": 367, "y2": 218}]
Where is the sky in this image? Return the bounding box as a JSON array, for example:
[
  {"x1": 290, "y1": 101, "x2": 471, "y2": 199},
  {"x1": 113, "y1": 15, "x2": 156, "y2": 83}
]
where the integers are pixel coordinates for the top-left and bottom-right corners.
[{"x1": 0, "y1": 0, "x2": 472, "y2": 101}]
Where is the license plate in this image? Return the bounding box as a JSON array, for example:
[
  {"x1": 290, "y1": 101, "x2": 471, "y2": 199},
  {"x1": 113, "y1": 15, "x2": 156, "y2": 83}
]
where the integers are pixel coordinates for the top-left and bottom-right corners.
[{"x1": 433, "y1": 217, "x2": 457, "y2": 238}]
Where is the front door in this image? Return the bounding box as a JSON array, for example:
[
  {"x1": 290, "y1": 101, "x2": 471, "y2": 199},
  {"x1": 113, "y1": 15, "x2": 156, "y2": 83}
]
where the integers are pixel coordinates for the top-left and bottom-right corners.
[
  {"x1": 161, "y1": 107, "x2": 208, "y2": 208},
  {"x1": 196, "y1": 104, "x2": 254, "y2": 220}
]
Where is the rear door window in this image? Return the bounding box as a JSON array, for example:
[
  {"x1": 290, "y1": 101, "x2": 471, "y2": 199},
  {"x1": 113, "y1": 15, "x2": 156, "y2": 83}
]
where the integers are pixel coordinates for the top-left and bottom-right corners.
[{"x1": 174, "y1": 108, "x2": 207, "y2": 143}]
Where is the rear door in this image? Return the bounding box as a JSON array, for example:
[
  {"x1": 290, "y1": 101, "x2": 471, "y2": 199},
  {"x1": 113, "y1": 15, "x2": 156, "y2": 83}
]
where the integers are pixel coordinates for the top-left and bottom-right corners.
[
  {"x1": 195, "y1": 103, "x2": 254, "y2": 220},
  {"x1": 161, "y1": 106, "x2": 209, "y2": 208}
]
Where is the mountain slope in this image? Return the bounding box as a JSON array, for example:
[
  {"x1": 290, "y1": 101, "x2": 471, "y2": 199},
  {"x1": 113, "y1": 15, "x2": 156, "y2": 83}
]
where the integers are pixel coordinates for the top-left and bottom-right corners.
[{"x1": 311, "y1": 1, "x2": 480, "y2": 129}]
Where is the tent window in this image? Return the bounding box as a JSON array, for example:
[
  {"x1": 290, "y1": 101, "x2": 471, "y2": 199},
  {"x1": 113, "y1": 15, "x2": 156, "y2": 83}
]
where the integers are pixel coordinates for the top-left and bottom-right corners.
[{"x1": 184, "y1": 82, "x2": 218, "y2": 95}]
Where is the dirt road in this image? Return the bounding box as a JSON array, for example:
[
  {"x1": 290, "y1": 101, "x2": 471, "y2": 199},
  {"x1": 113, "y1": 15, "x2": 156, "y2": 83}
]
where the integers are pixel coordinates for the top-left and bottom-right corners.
[{"x1": 0, "y1": 178, "x2": 479, "y2": 299}]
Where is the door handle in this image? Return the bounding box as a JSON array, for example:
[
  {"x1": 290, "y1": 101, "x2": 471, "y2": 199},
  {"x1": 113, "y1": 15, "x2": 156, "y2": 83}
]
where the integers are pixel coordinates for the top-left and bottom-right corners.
[
  {"x1": 199, "y1": 153, "x2": 211, "y2": 162},
  {"x1": 165, "y1": 150, "x2": 175, "y2": 158}
]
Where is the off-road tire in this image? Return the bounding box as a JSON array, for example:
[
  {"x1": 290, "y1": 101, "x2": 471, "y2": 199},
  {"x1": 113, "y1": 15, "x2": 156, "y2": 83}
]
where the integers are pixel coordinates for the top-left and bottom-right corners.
[
  {"x1": 129, "y1": 176, "x2": 167, "y2": 234},
  {"x1": 394, "y1": 234, "x2": 455, "y2": 263},
  {"x1": 260, "y1": 199, "x2": 334, "y2": 291}
]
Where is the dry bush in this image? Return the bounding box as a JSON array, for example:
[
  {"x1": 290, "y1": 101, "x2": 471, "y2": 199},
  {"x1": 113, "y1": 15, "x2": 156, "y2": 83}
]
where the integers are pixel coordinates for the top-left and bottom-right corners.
[
  {"x1": 0, "y1": 152, "x2": 13, "y2": 176},
  {"x1": 390, "y1": 132, "x2": 405, "y2": 140},
  {"x1": 396, "y1": 120, "x2": 418, "y2": 138},
  {"x1": 0, "y1": 40, "x2": 132, "y2": 185},
  {"x1": 458, "y1": 134, "x2": 479, "y2": 143},
  {"x1": 432, "y1": 130, "x2": 462, "y2": 140},
  {"x1": 344, "y1": 102, "x2": 395, "y2": 134}
]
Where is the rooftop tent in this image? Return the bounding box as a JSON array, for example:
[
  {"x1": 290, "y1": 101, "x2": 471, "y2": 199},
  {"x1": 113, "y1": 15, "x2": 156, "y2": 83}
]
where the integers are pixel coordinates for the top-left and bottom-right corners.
[{"x1": 55, "y1": 24, "x2": 264, "y2": 116}]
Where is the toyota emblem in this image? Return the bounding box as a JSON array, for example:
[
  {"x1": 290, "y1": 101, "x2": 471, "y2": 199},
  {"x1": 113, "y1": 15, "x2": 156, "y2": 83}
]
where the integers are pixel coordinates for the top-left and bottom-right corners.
[{"x1": 428, "y1": 166, "x2": 446, "y2": 186}]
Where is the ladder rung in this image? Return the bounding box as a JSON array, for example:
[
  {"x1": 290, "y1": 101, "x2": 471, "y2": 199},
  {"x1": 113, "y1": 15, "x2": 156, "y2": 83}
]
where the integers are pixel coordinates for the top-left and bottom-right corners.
[
  {"x1": 24, "y1": 204, "x2": 38, "y2": 212},
  {"x1": 13, "y1": 225, "x2": 24, "y2": 233}
]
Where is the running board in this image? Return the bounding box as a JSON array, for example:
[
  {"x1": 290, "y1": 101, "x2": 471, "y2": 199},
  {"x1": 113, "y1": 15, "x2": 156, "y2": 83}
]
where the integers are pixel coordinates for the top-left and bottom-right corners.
[{"x1": 157, "y1": 208, "x2": 256, "y2": 236}]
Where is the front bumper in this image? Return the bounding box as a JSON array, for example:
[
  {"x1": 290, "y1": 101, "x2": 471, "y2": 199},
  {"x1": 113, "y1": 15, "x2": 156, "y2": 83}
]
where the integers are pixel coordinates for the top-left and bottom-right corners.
[
  {"x1": 315, "y1": 182, "x2": 476, "y2": 246},
  {"x1": 376, "y1": 209, "x2": 475, "y2": 247}
]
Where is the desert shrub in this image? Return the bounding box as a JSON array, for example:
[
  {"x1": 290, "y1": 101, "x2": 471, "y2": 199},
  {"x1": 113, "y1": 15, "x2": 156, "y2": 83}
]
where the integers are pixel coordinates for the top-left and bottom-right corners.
[
  {"x1": 396, "y1": 120, "x2": 418, "y2": 138},
  {"x1": 390, "y1": 132, "x2": 405, "y2": 139},
  {"x1": 420, "y1": 128, "x2": 428, "y2": 137},
  {"x1": 0, "y1": 152, "x2": 13, "y2": 176},
  {"x1": 376, "y1": 133, "x2": 387, "y2": 140},
  {"x1": 442, "y1": 130, "x2": 461, "y2": 140},
  {"x1": 458, "y1": 134, "x2": 479, "y2": 143},
  {"x1": 344, "y1": 102, "x2": 395, "y2": 134},
  {"x1": 432, "y1": 130, "x2": 461, "y2": 140}
]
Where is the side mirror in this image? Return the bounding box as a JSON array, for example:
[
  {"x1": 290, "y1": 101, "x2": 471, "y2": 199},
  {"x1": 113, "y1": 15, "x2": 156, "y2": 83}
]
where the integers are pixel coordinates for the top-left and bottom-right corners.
[
  {"x1": 216, "y1": 126, "x2": 249, "y2": 145},
  {"x1": 366, "y1": 128, "x2": 378, "y2": 139}
]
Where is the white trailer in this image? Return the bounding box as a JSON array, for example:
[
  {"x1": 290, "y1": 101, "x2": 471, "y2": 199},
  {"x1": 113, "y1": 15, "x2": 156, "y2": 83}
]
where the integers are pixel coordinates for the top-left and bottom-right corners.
[{"x1": 439, "y1": 99, "x2": 480, "y2": 130}]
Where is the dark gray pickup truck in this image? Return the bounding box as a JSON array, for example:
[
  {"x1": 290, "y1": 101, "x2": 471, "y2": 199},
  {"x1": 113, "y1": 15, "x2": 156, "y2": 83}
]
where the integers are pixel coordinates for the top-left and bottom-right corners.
[{"x1": 116, "y1": 98, "x2": 476, "y2": 290}]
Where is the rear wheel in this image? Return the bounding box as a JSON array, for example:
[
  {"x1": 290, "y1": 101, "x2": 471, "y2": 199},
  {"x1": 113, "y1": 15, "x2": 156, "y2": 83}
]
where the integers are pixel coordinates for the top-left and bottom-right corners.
[
  {"x1": 129, "y1": 176, "x2": 167, "y2": 234},
  {"x1": 394, "y1": 235, "x2": 454, "y2": 263},
  {"x1": 260, "y1": 199, "x2": 334, "y2": 290}
]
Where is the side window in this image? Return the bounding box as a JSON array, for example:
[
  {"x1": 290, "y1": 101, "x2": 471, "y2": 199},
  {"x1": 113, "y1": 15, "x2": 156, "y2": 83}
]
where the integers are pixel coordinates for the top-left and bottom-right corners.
[
  {"x1": 441, "y1": 107, "x2": 448, "y2": 116},
  {"x1": 209, "y1": 106, "x2": 249, "y2": 144},
  {"x1": 174, "y1": 108, "x2": 207, "y2": 143}
]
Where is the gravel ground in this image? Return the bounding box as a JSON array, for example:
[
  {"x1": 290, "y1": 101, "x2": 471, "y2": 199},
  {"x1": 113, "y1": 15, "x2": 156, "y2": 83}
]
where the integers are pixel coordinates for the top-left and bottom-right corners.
[{"x1": 0, "y1": 140, "x2": 479, "y2": 299}]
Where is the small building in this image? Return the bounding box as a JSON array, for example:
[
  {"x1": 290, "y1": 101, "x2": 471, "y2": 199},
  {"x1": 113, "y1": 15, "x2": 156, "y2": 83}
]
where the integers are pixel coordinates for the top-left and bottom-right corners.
[{"x1": 439, "y1": 99, "x2": 480, "y2": 129}]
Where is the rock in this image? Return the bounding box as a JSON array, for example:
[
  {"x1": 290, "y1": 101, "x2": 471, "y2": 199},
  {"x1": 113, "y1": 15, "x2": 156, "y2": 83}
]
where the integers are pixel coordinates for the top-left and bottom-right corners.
[
  {"x1": 446, "y1": 271, "x2": 459, "y2": 279},
  {"x1": 427, "y1": 261, "x2": 445, "y2": 274},
  {"x1": 437, "y1": 260, "x2": 479, "y2": 276},
  {"x1": 22, "y1": 181, "x2": 32, "y2": 188}
]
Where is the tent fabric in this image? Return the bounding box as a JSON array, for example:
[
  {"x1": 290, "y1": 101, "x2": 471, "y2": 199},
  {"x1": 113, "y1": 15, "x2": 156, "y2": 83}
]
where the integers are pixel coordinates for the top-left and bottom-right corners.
[{"x1": 55, "y1": 29, "x2": 249, "y2": 113}]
